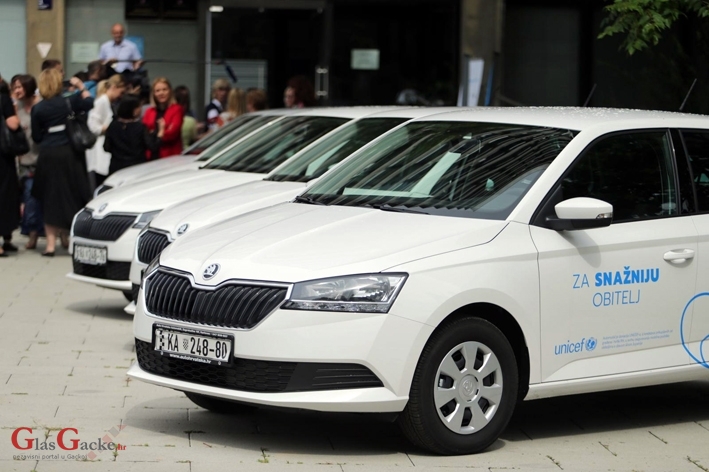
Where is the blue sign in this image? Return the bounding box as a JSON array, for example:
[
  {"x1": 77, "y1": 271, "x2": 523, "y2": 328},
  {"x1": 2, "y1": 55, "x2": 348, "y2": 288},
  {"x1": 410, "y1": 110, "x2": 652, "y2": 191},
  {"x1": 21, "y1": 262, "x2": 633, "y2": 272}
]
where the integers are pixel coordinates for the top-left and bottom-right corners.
[{"x1": 38, "y1": 0, "x2": 52, "y2": 10}]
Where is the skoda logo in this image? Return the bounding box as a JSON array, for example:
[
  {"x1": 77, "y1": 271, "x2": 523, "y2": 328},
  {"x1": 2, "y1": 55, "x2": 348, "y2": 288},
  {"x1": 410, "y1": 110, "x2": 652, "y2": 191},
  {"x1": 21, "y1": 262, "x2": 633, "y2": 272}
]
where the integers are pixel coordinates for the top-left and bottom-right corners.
[
  {"x1": 203, "y1": 263, "x2": 220, "y2": 280},
  {"x1": 98, "y1": 203, "x2": 108, "y2": 213},
  {"x1": 177, "y1": 223, "x2": 189, "y2": 235}
]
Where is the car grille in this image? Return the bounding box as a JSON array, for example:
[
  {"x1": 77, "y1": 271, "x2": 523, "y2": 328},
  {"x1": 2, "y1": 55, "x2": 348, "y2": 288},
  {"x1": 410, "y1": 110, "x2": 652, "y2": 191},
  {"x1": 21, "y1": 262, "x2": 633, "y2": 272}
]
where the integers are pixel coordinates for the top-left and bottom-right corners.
[
  {"x1": 131, "y1": 283, "x2": 141, "y2": 303},
  {"x1": 136, "y1": 339, "x2": 383, "y2": 393},
  {"x1": 145, "y1": 271, "x2": 287, "y2": 329},
  {"x1": 73, "y1": 209, "x2": 136, "y2": 241},
  {"x1": 73, "y1": 260, "x2": 131, "y2": 281},
  {"x1": 137, "y1": 230, "x2": 171, "y2": 264}
]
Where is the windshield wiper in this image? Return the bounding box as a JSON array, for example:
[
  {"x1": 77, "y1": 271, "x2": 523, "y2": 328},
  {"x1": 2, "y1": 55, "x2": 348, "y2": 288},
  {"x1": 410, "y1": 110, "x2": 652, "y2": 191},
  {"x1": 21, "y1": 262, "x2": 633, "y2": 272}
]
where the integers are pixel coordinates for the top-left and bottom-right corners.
[
  {"x1": 294, "y1": 195, "x2": 328, "y2": 206},
  {"x1": 370, "y1": 204, "x2": 428, "y2": 215}
]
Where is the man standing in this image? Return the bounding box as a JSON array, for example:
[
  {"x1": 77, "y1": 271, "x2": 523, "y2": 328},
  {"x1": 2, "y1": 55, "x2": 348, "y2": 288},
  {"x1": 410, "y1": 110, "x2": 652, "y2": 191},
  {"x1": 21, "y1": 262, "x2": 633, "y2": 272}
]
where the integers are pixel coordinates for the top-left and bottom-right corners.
[{"x1": 99, "y1": 23, "x2": 142, "y2": 73}]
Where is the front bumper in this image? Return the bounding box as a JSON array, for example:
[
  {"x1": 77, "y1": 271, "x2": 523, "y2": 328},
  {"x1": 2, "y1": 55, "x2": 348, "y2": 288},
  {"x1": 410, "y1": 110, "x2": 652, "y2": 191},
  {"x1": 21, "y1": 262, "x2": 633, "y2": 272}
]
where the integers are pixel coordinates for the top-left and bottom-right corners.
[
  {"x1": 131, "y1": 291, "x2": 433, "y2": 413},
  {"x1": 68, "y1": 228, "x2": 142, "y2": 291}
]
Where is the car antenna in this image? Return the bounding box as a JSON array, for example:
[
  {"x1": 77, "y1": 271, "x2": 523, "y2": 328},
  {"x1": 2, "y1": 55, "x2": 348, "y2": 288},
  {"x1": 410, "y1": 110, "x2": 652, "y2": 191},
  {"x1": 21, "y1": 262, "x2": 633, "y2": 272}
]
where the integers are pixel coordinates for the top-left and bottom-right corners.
[
  {"x1": 582, "y1": 83, "x2": 597, "y2": 107},
  {"x1": 679, "y1": 78, "x2": 697, "y2": 112}
]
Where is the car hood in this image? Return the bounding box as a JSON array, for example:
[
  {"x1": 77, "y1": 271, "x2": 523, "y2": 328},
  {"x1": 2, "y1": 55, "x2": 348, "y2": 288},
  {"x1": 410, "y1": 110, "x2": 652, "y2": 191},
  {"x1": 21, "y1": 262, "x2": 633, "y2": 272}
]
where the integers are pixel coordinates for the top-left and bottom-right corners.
[
  {"x1": 161, "y1": 202, "x2": 507, "y2": 284},
  {"x1": 102, "y1": 155, "x2": 198, "y2": 188},
  {"x1": 151, "y1": 180, "x2": 307, "y2": 239},
  {"x1": 87, "y1": 169, "x2": 266, "y2": 215}
]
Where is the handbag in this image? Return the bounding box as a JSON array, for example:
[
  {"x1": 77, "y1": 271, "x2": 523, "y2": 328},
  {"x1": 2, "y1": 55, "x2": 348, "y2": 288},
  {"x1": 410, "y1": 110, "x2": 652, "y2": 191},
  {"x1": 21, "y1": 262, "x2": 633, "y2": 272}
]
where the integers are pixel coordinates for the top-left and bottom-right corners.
[
  {"x1": 65, "y1": 98, "x2": 96, "y2": 153},
  {"x1": 0, "y1": 112, "x2": 30, "y2": 156}
]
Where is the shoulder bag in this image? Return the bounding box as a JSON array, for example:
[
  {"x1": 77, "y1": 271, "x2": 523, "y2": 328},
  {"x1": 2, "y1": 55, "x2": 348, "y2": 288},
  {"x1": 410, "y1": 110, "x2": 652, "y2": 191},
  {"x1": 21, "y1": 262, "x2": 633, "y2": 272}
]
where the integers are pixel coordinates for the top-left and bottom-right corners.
[
  {"x1": 0, "y1": 111, "x2": 30, "y2": 157},
  {"x1": 65, "y1": 98, "x2": 96, "y2": 153}
]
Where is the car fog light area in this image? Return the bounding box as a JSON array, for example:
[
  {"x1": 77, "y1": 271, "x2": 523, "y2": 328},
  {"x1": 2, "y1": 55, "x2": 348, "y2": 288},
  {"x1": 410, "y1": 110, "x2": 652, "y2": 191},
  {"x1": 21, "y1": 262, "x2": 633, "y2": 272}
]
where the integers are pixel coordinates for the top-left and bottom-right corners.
[{"x1": 283, "y1": 274, "x2": 407, "y2": 313}]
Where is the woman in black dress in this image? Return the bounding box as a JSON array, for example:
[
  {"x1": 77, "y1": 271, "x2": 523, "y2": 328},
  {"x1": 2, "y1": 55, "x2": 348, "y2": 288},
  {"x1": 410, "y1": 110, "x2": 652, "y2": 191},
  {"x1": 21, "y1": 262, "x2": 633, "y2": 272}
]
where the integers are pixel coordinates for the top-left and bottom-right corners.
[
  {"x1": 0, "y1": 89, "x2": 21, "y2": 257},
  {"x1": 31, "y1": 68, "x2": 93, "y2": 256}
]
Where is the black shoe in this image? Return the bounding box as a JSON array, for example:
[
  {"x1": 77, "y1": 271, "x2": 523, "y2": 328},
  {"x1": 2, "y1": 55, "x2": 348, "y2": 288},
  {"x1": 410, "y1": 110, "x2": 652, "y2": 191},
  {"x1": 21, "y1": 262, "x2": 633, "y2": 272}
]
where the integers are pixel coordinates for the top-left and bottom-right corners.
[
  {"x1": 42, "y1": 251, "x2": 55, "y2": 257},
  {"x1": 2, "y1": 243, "x2": 18, "y2": 252},
  {"x1": 0, "y1": 252, "x2": 7, "y2": 258}
]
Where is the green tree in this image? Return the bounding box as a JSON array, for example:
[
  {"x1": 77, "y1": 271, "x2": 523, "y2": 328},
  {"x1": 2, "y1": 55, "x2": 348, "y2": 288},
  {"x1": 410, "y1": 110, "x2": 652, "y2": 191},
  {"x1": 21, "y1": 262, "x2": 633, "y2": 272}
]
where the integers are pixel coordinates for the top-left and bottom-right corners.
[{"x1": 599, "y1": 0, "x2": 709, "y2": 54}]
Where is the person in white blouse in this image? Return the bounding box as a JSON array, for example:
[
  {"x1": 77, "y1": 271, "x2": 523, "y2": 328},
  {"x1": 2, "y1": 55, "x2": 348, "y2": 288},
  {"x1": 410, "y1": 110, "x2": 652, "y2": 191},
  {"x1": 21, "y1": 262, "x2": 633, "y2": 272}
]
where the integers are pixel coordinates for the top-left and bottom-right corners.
[{"x1": 86, "y1": 75, "x2": 125, "y2": 189}]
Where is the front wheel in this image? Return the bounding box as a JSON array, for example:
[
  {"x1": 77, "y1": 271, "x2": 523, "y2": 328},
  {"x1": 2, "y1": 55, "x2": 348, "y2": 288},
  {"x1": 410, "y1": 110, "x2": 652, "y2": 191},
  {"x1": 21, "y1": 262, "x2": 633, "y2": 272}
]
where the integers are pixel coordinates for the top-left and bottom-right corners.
[{"x1": 398, "y1": 317, "x2": 518, "y2": 455}]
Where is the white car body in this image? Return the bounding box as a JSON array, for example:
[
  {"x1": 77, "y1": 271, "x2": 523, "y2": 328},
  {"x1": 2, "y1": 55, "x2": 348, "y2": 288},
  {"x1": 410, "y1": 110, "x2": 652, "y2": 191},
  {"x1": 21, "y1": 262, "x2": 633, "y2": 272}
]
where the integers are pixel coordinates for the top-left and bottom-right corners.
[
  {"x1": 68, "y1": 107, "x2": 403, "y2": 295},
  {"x1": 129, "y1": 107, "x2": 709, "y2": 454},
  {"x1": 125, "y1": 108, "x2": 456, "y2": 314}
]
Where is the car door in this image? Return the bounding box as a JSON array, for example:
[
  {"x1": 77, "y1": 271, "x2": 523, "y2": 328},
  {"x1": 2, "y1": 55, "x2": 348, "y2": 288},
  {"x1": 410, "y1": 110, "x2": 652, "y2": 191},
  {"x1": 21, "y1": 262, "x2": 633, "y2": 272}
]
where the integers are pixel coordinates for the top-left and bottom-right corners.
[
  {"x1": 530, "y1": 130, "x2": 698, "y2": 382},
  {"x1": 677, "y1": 129, "x2": 709, "y2": 370}
]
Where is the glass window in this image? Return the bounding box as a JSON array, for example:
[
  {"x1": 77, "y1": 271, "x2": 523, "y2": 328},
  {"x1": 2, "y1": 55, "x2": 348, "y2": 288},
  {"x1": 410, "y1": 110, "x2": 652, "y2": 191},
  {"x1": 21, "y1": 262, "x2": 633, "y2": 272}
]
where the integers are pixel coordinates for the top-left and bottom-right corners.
[
  {"x1": 266, "y1": 117, "x2": 407, "y2": 183},
  {"x1": 561, "y1": 131, "x2": 677, "y2": 222},
  {"x1": 680, "y1": 131, "x2": 709, "y2": 212},
  {"x1": 186, "y1": 113, "x2": 255, "y2": 155},
  {"x1": 195, "y1": 115, "x2": 281, "y2": 161},
  {"x1": 304, "y1": 121, "x2": 576, "y2": 220},
  {"x1": 203, "y1": 116, "x2": 349, "y2": 174}
]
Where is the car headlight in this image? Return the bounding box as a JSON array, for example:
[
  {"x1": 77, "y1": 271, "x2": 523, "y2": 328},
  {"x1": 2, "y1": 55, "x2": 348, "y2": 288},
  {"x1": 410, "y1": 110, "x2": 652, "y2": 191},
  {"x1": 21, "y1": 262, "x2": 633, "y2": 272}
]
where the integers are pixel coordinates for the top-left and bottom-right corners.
[
  {"x1": 283, "y1": 273, "x2": 407, "y2": 313},
  {"x1": 133, "y1": 210, "x2": 161, "y2": 229},
  {"x1": 141, "y1": 255, "x2": 161, "y2": 289}
]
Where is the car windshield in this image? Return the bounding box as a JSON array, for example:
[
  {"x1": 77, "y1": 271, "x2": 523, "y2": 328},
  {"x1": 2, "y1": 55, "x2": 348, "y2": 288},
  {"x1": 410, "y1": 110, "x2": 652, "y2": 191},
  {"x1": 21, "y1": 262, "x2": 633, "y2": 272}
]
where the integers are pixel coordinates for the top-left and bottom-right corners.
[
  {"x1": 185, "y1": 113, "x2": 256, "y2": 155},
  {"x1": 265, "y1": 117, "x2": 407, "y2": 183},
  {"x1": 195, "y1": 115, "x2": 282, "y2": 161},
  {"x1": 203, "y1": 116, "x2": 349, "y2": 173},
  {"x1": 302, "y1": 121, "x2": 577, "y2": 220}
]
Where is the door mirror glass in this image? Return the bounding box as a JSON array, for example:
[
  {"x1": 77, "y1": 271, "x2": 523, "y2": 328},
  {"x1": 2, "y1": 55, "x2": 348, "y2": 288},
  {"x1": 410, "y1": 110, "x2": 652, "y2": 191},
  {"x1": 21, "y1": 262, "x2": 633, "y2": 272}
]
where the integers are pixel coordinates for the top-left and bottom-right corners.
[{"x1": 547, "y1": 197, "x2": 613, "y2": 231}]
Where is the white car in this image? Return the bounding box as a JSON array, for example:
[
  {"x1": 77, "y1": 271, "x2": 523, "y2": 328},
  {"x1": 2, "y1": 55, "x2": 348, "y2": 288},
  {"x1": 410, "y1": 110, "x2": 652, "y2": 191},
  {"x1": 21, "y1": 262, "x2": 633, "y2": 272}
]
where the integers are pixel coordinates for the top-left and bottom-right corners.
[
  {"x1": 94, "y1": 110, "x2": 291, "y2": 196},
  {"x1": 125, "y1": 108, "x2": 453, "y2": 314},
  {"x1": 130, "y1": 107, "x2": 709, "y2": 454},
  {"x1": 68, "y1": 108, "x2": 400, "y2": 298}
]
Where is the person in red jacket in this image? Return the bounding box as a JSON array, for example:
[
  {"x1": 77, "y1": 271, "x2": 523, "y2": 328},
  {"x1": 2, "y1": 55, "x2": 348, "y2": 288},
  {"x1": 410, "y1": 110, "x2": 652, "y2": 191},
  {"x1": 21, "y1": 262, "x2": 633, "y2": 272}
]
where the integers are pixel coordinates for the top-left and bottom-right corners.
[{"x1": 142, "y1": 77, "x2": 184, "y2": 159}]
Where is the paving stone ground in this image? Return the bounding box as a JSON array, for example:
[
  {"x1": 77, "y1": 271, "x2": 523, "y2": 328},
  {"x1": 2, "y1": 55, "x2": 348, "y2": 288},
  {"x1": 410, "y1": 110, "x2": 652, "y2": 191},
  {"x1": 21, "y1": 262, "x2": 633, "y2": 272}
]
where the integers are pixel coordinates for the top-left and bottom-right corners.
[{"x1": 2, "y1": 234, "x2": 709, "y2": 472}]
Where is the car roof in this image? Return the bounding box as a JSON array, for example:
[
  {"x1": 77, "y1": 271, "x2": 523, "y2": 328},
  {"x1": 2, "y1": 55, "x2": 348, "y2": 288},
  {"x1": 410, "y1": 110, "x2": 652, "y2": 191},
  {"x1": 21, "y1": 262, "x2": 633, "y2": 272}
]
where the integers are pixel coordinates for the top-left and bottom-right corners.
[
  {"x1": 290, "y1": 106, "x2": 411, "y2": 119},
  {"x1": 411, "y1": 106, "x2": 709, "y2": 131},
  {"x1": 362, "y1": 106, "x2": 470, "y2": 119},
  {"x1": 249, "y1": 108, "x2": 302, "y2": 117}
]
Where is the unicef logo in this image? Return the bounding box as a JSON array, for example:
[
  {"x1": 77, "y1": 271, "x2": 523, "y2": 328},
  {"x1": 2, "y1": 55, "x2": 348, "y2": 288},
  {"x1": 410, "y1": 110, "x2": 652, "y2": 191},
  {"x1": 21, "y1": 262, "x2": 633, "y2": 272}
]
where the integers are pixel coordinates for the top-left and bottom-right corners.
[
  {"x1": 586, "y1": 337, "x2": 597, "y2": 351},
  {"x1": 202, "y1": 263, "x2": 220, "y2": 280},
  {"x1": 98, "y1": 203, "x2": 108, "y2": 213},
  {"x1": 177, "y1": 223, "x2": 189, "y2": 235}
]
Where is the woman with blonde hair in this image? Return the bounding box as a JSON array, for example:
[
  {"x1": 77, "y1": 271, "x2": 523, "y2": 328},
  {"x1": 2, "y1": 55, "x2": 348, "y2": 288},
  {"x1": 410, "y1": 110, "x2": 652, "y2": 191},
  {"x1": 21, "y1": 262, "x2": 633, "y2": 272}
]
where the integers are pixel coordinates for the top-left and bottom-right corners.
[
  {"x1": 204, "y1": 78, "x2": 230, "y2": 131},
  {"x1": 86, "y1": 74, "x2": 125, "y2": 188},
  {"x1": 218, "y1": 88, "x2": 246, "y2": 125},
  {"x1": 31, "y1": 68, "x2": 93, "y2": 256},
  {"x1": 142, "y1": 77, "x2": 183, "y2": 158}
]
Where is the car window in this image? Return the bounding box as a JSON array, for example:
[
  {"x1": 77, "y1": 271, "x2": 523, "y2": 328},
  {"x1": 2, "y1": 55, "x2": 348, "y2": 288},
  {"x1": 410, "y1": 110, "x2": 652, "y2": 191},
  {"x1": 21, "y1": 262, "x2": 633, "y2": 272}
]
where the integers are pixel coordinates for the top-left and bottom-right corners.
[
  {"x1": 265, "y1": 117, "x2": 407, "y2": 183},
  {"x1": 185, "y1": 114, "x2": 256, "y2": 155},
  {"x1": 680, "y1": 130, "x2": 709, "y2": 212},
  {"x1": 195, "y1": 115, "x2": 281, "y2": 162},
  {"x1": 560, "y1": 131, "x2": 677, "y2": 222},
  {"x1": 304, "y1": 121, "x2": 576, "y2": 220},
  {"x1": 203, "y1": 116, "x2": 349, "y2": 174}
]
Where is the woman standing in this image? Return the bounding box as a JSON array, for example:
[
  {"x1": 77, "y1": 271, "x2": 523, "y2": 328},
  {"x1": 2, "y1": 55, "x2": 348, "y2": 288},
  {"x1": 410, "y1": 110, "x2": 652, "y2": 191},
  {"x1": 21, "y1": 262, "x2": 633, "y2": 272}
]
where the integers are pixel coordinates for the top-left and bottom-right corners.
[
  {"x1": 11, "y1": 74, "x2": 43, "y2": 250},
  {"x1": 86, "y1": 75, "x2": 125, "y2": 188},
  {"x1": 142, "y1": 78, "x2": 183, "y2": 159},
  {"x1": 218, "y1": 88, "x2": 246, "y2": 125},
  {"x1": 0, "y1": 82, "x2": 21, "y2": 257},
  {"x1": 31, "y1": 68, "x2": 93, "y2": 256}
]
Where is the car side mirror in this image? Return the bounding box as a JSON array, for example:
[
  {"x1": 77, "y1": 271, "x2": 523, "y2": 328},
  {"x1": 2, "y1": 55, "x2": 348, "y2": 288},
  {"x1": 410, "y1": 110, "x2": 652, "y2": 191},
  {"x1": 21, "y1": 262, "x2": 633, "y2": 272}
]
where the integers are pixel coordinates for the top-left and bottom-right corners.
[{"x1": 546, "y1": 197, "x2": 613, "y2": 231}]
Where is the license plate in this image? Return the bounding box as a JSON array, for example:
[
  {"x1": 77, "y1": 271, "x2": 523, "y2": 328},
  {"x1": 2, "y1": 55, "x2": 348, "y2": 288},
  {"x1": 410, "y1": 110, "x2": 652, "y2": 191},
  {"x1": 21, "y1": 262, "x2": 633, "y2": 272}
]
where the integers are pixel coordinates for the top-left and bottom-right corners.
[
  {"x1": 154, "y1": 324, "x2": 233, "y2": 366},
  {"x1": 73, "y1": 244, "x2": 107, "y2": 265}
]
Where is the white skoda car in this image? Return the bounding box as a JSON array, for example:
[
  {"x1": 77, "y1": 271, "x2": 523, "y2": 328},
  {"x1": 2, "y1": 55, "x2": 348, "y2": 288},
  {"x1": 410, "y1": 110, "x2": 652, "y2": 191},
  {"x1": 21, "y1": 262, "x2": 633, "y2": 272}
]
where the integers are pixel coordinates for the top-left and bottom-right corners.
[
  {"x1": 68, "y1": 108, "x2": 375, "y2": 298},
  {"x1": 125, "y1": 108, "x2": 452, "y2": 314},
  {"x1": 130, "y1": 108, "x2": 709, "y2": 455},
  {"x1": 94, "y1": 110, "x2": 292, "y2": 196}
]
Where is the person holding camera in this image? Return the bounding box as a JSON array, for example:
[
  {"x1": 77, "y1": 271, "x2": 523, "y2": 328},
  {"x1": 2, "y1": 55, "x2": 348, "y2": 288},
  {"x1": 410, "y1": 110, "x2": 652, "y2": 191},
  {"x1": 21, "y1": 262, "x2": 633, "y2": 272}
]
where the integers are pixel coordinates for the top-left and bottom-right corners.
[{"x1": 30, "y1": 68, "x2": 93, "y2": 256}]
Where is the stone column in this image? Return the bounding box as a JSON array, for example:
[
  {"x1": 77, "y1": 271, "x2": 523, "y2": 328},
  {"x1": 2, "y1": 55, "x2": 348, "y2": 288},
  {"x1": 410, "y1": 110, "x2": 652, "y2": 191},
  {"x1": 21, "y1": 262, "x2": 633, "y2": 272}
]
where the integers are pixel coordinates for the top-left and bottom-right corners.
[
  {"x1": 460, "y1": 0, "x2": 505, "y2": 105},
  {"x1": 26, "y1": 0, "x2": 66, "y2": 76}
]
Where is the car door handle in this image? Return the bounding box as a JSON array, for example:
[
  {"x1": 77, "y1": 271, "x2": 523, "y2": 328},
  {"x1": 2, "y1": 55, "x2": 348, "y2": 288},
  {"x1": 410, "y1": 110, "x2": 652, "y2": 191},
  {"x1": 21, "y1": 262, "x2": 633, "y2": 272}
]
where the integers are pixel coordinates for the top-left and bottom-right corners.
[{"x1": 663, "y1": 249, "x2": 695, "y2": 263}]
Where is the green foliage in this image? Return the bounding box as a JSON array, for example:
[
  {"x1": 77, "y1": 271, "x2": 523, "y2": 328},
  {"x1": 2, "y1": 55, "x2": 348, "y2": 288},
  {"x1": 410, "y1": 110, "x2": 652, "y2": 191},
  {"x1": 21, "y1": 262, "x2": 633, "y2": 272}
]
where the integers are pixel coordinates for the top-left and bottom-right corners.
[{"x1": 599, "y1": 0, "x2": 709, "y2": 54}]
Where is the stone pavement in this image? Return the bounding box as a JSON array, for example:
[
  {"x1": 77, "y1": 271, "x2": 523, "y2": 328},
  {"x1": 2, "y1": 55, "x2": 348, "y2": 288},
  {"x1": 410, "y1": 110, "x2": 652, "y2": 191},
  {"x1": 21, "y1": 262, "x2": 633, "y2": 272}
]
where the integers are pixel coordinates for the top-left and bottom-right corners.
[{"x1": 1, "y1": 236, "x2": 709, "y2": 472}]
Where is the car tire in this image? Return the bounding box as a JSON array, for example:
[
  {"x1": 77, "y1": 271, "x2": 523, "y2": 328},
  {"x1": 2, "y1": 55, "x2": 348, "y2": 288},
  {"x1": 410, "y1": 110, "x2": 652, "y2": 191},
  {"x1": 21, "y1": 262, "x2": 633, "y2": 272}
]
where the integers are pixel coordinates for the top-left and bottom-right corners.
[
  {"x1": 122, "y1": 291, "x2": 133, "y2": 302},
  {"x1": 184, "y1": 391, "x2": 257, "y2": 414},
  {"x1": 398, "y1": 316, "x2": 518, "y2": 455}
]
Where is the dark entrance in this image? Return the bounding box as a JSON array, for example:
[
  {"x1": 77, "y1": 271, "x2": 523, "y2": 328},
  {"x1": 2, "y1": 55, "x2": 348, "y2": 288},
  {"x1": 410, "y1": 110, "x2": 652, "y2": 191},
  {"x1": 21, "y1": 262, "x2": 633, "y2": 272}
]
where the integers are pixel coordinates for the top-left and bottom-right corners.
[{"x1": 210, "y1": 0, "x2": 460, "y2": 107}]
